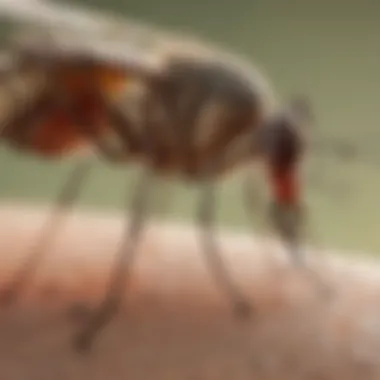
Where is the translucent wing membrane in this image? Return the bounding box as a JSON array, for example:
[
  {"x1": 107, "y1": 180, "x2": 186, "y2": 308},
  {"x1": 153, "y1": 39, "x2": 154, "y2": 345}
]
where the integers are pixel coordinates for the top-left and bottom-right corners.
[{"x1": 0, "y1": 0, "x2": 277, "y2": 108}]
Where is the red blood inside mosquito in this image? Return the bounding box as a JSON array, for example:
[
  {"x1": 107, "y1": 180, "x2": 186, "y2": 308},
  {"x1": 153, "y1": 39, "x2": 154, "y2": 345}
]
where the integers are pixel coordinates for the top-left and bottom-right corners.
[{"x1": 270, "y1": 168, "x2": 300, "y2": 206}]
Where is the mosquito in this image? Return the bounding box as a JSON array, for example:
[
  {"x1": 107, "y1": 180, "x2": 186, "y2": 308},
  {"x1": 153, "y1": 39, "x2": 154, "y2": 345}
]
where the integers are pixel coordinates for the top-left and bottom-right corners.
[{"x1": 0, "y1": 19, "x2": 313, "y2": 351}]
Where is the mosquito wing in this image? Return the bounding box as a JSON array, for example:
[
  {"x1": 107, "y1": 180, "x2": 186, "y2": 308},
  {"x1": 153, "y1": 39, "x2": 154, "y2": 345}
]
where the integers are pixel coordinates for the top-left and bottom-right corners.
[{"x1": 0, "y1": 0, "x2": 277, "y2": 107}]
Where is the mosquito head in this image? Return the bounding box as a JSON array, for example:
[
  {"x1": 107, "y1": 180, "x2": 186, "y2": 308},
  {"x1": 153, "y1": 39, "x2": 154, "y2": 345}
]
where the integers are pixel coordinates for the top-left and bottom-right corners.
[{"x1": 260, "y1": 95, "x2": 313, "y2": 241}]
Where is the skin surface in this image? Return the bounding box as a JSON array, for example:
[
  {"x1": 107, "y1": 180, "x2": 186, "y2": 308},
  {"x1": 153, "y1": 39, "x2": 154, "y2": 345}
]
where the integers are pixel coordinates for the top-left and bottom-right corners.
[{"x1": 0, "y1": 203, "x2": 379, "y2": 379}]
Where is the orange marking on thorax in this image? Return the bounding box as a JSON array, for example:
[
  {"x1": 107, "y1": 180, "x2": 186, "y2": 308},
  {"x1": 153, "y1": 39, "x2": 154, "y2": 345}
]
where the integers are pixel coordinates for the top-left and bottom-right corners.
[{"x1": 57, "y1": 65, "x2": 129, "y2": 96}]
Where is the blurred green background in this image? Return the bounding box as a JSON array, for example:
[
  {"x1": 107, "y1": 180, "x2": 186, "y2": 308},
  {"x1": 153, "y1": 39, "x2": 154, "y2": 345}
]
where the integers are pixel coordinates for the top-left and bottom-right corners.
[{"x1": 0, "y1": 0, "x2": 379, "y2": 252}]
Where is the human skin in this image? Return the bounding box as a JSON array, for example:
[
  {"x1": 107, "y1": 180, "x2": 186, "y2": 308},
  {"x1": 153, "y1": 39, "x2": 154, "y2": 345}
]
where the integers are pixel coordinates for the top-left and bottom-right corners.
[{"x1": 0, "y1": 203, "x2": 379, "y2": 380}]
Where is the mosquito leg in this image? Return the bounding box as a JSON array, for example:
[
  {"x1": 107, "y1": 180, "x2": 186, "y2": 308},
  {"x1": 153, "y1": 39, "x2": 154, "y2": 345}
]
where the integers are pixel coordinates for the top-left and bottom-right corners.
[
  {"x1": 242, "y1": 173, "x2": 265, "y2": 226},
  {"x1": 72, "y1": 88, "x2": 157, "y2": 351},
  {"x1": 236, "y1": 131, "x2": 265, "y2": 227},
  {"x1": 73, "y1": 168, "x2": 153, "y2": 352},
  {"x1": 197, "y1": 173, "x2": 252, "y2": 319},
  {"x1": 0, "y1": 159, "x2": 93, "y2": 306},
  {"x1": 0, "y1": 91, "x2": 88, "y2": 306}
]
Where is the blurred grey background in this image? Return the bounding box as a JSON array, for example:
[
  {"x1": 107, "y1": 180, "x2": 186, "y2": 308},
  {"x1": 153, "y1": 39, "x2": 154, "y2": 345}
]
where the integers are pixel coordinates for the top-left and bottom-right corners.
[{"x1": 0, "y1": 0, "x2": 379, "y2": 252}]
